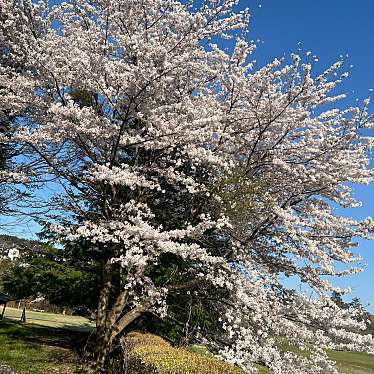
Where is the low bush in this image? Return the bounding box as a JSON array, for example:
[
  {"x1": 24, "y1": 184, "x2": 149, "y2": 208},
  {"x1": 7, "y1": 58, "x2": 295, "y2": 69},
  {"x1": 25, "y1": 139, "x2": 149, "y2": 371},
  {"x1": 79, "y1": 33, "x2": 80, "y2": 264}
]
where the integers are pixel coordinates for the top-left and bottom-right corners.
[{"x1": 122, "y1": 332, "x2": 244, "y2": 374}]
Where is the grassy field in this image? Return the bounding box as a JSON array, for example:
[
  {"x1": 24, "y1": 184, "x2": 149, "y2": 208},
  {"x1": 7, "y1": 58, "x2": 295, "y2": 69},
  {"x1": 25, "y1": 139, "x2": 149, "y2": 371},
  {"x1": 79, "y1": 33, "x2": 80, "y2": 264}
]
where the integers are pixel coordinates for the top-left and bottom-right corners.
[
  {"x1": 0, "y1": 309, "x2": 373, "y2": 373},
  {"x1": 281, "y1": 340, "x2": 374, "y2": 374},
  {"x1": 0, "y1": 320, "x2": 90, "y2": 374},
  {"x1": 328, "y1": 350, "x2": 374, "y2": 374},
  {"x1": 2, "y1": 307, "x2": 94, "y2": 332}
]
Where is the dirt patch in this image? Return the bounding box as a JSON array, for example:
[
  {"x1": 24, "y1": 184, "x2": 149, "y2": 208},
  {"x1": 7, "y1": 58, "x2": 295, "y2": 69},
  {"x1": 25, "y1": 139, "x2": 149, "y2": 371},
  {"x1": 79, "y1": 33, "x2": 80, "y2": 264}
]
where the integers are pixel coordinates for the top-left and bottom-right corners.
[{"x1": 0, "y1": 363, "x2": 15, "y2": 374}]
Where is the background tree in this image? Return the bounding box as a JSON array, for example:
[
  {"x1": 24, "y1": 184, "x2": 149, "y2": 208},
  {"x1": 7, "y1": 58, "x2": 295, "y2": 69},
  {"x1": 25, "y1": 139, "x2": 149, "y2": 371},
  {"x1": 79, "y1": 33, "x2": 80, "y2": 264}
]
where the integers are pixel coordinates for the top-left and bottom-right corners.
[
  {"x1": 0, "y1": 234, "x2": 46, "y2": 292},
  {"x1": 331, "y1": 291, "x2": 345, "y2": 309},
  {"x1": 1, "y1": 1, "x2": 374, "y2": 373},
  {"x1": 2, "y1": 242, "x2": 100, "y2": 314}
]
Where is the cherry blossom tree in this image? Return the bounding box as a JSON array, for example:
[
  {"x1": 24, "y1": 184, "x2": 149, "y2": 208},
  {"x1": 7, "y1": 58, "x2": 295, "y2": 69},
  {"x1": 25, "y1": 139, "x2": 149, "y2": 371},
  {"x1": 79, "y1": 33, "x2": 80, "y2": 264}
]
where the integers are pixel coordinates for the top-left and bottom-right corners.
[
  {"x1": 1, "y1": 0, "x2": 374, "y2": 372},
  {"x1": 0, "y1": 11, "x2": 36, "y2": 221}
]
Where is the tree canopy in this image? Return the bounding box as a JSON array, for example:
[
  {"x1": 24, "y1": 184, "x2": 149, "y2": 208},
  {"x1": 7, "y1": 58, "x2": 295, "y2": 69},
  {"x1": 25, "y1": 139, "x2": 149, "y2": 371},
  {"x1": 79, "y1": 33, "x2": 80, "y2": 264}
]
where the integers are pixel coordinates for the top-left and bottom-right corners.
[{"x1": 0, "y1": 0, "x2": 374, "y2": 373}]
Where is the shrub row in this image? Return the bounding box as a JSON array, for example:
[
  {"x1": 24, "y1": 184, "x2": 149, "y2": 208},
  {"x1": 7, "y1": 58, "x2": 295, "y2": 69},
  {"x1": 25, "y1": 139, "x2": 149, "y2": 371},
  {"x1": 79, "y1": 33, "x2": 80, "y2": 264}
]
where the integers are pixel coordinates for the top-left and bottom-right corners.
[{"x1": 122, "y1": 332, "x2": 244, "y2": 374}]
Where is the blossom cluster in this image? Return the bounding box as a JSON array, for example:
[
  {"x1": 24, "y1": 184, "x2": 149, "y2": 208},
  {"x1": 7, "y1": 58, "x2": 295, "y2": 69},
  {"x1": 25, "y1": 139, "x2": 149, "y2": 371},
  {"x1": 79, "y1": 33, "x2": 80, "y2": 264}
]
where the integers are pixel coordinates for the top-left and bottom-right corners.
[{"x1": 1, "y1": 0, "x2": 373, "y2": 372}]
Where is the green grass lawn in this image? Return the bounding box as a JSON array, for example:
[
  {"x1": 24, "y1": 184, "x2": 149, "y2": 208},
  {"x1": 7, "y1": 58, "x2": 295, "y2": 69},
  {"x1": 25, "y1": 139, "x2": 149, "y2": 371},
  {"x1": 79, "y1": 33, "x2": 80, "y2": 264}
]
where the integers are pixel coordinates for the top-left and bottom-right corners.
[
  {"x1": 2, "y1": 307, "x2": 94, "y2": 332},
  {"x1": 0, "y1": 320, "x2": 90, "y2": 374},
  {"x1": 280, "y1": 340, "x2": 374, "y2": 374},
  {"x1": 328, "y1": 350, "x2": 374, "y2": 374}
]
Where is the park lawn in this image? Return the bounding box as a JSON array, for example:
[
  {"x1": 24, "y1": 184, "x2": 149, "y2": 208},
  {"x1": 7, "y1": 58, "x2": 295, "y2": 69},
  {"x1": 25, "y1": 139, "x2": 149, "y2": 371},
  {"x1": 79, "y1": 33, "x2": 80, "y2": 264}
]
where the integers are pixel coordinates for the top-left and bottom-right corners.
[
  {"x1": 282, "y1": 341, "x2": 374, "y2": 374},
  {"x1": 235, "y1": 350, "x2": 374, "y2": 374},
  {"x1": 2, "y1": 307, "x2": 94, "y2": 332},
  {"x1": 328, "y1": 350, "x2": 374, "y2": 374},
  {"x1": 284, "y1": 340, "x2": 374, "y2": 374},
  {"x1": 0, "y1": 320, "x2": 89, "y2": 374}
]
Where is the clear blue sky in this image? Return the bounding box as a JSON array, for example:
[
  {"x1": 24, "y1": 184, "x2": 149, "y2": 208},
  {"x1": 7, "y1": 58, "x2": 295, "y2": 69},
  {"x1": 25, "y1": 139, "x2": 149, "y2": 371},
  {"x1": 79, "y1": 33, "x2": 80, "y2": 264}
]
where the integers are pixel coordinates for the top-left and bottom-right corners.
[
  {"x1": 246, "y1": 0, "x2": 374, "y2": 311},
  {"x1": 3, "y1": 0, "x2": 374, "y2": 311}
]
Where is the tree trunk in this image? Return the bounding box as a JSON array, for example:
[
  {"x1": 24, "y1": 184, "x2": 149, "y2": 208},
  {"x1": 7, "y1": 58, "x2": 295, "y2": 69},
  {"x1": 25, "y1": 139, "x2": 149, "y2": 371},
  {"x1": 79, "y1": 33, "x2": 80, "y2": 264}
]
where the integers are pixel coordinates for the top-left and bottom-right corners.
[
  {"x1": 91, "y1": 259, "x2": 115, "y2": 372},
  {"x1": 91, "y1": 260, "x2": 149, "y2": 372},
  {"x1": 94, "y1": 333, "x2": 112, "y2": 372},
  {"x1": 93, "y1": 305, "x2": 147, "y2": 372}
]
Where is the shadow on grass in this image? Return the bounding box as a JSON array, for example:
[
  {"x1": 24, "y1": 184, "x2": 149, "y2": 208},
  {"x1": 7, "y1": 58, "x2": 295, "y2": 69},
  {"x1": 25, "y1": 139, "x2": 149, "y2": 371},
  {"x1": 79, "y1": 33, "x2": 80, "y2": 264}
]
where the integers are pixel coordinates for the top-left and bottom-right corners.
[{"x1": 0, "y1": 319, "x2": 94, "y2": 353}]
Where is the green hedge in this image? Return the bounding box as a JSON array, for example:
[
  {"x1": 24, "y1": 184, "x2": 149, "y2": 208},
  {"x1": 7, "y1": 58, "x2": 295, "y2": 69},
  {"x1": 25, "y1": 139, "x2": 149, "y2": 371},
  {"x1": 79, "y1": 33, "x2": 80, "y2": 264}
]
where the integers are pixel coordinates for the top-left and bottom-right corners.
[{"x1": 122, "y1": 332, "x2": 244, "y2": 374}]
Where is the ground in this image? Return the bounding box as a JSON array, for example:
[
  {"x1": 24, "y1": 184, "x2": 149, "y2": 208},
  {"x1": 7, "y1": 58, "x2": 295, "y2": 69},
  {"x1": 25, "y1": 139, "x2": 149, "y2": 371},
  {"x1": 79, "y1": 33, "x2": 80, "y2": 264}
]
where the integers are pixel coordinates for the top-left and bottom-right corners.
[
  {"x1": 0, "y1": 308, "x2": 373, "y2": 373},
  {"x1": 328, "y1": 350, "x2": 374, "y2": 374},
  {"x1": 0, "y1": 307, "x2": 94, "y2": 373},
  {"x1": 0, "y1": 320, "x2": 88, "y2": 374},
  {"x1": 0, "y1": 363, "x2": 15, "y2": 374},
  {"x1": 2, "y1": 307, "x2": 94, "y2": 331}
]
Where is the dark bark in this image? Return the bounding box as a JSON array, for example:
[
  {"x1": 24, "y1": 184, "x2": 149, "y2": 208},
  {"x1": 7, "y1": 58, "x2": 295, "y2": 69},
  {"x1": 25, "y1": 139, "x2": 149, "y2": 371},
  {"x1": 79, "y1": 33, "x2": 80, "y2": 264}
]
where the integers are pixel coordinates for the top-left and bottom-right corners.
[
  {"x1": 93, "y1": 305, "x2": 147, "y2": 372},
  {"x1": 91, "y1": 260, "x2": 150, "y2": 372}
]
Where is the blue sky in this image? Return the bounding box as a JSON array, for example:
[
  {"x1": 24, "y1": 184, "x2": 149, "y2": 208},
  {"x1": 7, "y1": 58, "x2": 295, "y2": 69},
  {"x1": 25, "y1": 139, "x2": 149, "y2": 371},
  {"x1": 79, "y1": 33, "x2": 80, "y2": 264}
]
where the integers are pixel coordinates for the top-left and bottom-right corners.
[
  {"x1": 246, "y1": 0, "x2": 374, "y2": 311},
  {"x1": 2, "y1": 0, "x2": 374, "y2": 311}
]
